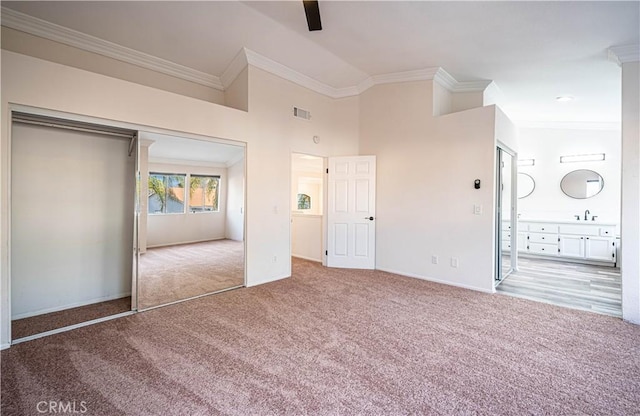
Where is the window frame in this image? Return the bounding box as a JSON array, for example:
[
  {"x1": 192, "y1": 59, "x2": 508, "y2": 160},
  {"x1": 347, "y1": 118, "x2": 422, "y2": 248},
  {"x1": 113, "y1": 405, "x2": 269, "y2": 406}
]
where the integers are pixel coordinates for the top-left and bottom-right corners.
[
  {"x1": 188, "y1": 174, "x2": 221, "y2": 214},
  {"x1": 147, "y1": 172, "x2": 187, "y2": 215}
]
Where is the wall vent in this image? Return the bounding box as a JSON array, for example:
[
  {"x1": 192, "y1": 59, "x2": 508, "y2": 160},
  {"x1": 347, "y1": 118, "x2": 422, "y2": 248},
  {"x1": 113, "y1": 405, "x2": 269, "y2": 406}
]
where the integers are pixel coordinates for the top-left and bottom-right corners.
[{"x1": 293, "y1": 107, "x2": 311, "y2": 121}]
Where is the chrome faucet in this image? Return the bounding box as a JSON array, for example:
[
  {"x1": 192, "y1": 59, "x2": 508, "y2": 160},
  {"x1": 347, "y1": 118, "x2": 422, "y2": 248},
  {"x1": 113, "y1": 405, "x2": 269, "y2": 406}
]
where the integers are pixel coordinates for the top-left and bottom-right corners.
[{"x1": 584, "y1": 209, "x2": 590, "y2": 221}]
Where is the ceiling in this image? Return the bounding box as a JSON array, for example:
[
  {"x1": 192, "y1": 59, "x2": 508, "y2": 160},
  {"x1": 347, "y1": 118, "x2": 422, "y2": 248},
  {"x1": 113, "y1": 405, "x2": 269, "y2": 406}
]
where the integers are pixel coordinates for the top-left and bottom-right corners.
[{"x1": 3, "y1": 1, "x2": 638, "y2": 125}]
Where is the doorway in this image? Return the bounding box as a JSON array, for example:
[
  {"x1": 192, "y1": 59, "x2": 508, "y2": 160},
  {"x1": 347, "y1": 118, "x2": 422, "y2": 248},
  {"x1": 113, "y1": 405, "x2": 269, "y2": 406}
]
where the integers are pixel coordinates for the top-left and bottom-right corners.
[
  {"x1": 291, "y1": 153, "x2": 325, "y2": 263},
  {"x1": 495, "y1": 146, "x2": 517, "y2": 286}
]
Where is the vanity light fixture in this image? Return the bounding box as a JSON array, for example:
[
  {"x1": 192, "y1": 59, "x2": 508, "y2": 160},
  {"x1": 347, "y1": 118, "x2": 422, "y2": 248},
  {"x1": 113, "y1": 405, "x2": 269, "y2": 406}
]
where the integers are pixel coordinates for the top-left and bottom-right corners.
[
  {"x1": 517, "y1": 159, "x2": 535, "y2": 166},
  {"x1": 560, "y1": 153, "x2": 605, "y2": 163},
  {"x1": 556, "y1": 95, "x2": 574, "y2": 102}
]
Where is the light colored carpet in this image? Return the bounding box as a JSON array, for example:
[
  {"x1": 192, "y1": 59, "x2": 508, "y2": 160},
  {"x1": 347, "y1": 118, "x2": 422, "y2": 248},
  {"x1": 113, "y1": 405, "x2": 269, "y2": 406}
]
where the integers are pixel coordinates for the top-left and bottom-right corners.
[
  {"x1": 11, "y1": 297, "x2": 131, "y2": 340},
  {"x1": 2, "y1": 258, "x2": 639, "y2": 415},
  {"x1": 138, "y1": 239, "x2": 244, "y2": 309}
]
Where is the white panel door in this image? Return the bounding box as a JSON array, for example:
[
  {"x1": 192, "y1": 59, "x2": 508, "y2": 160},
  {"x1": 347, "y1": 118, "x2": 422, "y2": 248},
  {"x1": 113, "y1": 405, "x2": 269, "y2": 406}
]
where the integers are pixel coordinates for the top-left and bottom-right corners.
[{"x1": 327, "y1": 156, "x2": 376, "y2": 269}]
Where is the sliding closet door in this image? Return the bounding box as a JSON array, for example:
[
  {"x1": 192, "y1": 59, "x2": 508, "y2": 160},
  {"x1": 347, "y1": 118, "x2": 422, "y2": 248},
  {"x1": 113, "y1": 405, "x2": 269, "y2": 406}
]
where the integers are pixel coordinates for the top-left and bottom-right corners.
[{"x1": 11, "y1": 122, "x2": 135, "y2": 321}]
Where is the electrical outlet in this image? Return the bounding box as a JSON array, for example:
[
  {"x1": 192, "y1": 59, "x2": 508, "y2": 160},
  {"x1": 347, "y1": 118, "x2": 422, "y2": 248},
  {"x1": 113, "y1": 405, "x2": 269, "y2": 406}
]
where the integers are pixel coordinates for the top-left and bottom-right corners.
[
  {"x1": 272, "y1": 255, "x2": 277, "y2": 263},
  {"x1": 474, "y1": 204, "x2": 482, "y2": 215},
  {"x1": 431, "y1": 255, "x2": 439, "y2": 265},
  {"x1": 451, "y1": 257, "x2": 459, "y2": 268}
]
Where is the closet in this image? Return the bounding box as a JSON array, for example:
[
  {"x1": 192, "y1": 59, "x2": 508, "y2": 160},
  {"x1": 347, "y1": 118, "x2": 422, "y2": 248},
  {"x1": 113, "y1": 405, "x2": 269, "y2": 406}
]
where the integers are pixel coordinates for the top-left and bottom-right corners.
[{"x1": 10, "y1": 113, "x2": 136, "y2": 340}]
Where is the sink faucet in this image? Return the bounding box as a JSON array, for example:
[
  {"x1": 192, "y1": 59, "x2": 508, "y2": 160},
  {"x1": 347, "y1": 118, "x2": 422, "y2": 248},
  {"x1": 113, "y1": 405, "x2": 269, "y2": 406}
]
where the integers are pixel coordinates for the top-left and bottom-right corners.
[{"x1": 584, "y1": 209, "x2": 590, "y2": 221}]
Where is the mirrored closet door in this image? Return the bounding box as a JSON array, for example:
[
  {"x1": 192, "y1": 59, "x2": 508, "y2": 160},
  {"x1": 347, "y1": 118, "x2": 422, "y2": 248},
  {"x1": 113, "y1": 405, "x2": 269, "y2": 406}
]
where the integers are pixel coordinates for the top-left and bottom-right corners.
[{"x1": 136, "y1": 132, "x2": 245, "y2": 310}]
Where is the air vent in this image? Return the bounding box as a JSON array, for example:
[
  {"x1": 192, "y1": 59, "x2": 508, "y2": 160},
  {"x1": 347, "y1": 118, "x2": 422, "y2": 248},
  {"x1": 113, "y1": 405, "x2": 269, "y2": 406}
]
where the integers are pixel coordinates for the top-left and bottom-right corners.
[{"x1": 293, "y1": 107, "x2": 311, "y2": 121}]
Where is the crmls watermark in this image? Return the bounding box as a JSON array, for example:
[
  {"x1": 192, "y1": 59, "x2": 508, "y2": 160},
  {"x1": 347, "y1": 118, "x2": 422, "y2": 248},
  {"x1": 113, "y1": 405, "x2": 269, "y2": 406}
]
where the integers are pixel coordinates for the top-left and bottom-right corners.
[{"x1": 36, "y1": 400, "x2": 88, "y2": 414}]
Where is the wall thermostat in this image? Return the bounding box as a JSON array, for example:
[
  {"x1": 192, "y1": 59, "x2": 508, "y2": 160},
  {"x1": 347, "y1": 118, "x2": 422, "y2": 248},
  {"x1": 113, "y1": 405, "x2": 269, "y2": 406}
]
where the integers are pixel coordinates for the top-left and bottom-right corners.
[{"x1": 474, "y1": 179, "x2": 481, "y2": 189}]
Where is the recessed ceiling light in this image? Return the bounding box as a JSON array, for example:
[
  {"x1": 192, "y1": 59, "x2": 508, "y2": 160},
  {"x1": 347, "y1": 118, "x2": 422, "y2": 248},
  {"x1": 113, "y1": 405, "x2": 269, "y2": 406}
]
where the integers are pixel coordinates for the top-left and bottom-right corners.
[{"x1": 556, "y1": 96, "x2": 574, "y2": 102}]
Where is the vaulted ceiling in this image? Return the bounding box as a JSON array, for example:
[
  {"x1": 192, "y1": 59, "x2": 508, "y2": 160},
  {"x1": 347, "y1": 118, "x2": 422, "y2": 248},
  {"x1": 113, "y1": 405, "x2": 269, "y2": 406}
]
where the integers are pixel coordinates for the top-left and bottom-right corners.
[{"x1": 2, "y1": 1, "x2": 638, "y2": 126}]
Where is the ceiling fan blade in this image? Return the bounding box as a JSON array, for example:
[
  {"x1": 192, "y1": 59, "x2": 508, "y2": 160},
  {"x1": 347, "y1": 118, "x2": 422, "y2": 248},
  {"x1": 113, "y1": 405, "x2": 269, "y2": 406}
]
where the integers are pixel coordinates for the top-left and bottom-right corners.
[{"x1": 303, "y1": 0, "x2": 322, "y2": 31}]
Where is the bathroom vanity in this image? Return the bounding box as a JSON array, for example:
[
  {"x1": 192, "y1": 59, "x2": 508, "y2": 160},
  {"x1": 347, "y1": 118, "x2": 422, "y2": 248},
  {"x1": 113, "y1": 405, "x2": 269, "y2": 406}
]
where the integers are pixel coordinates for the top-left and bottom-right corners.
[{"x1": 502, "y1": 220, "x2": 618, "y2": 266}]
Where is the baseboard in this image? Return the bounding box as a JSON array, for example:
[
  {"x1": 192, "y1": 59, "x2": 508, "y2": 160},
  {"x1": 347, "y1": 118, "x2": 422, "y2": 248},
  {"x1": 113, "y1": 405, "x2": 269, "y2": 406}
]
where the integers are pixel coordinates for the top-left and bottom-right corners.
[
  {"x1": 376, "y1": 267, "x2": 494, "y2": 294},
  {"x1": 1, "y1": 343, "x2": 10, "y2": 350},
  {"x1": 12, "y1": 292, "x2": 131, "y2": 320},
  {"x1": 246, "y1": 272, "x2": 289, "y2": 288},
  {"x1": 147, "y1": 237, "x2": 226, "y2": 249},
  {"x1": 517, "y1": 253, "x2": 617, "y2": 268},
  {"x1": 292, "y1": 254, "x2": 322, "y2": 263}
]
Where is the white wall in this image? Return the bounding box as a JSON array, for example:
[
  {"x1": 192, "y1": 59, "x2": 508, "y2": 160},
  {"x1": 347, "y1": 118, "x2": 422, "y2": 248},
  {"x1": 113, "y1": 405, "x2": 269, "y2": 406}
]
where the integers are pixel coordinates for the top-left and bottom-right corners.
[
  {"x1": 224, "y1": 67, "x2": 248, "y2": 112},
  {"x1": 1, "y1": 27, "x2": 225, "y2": 104},
  {"x1": 11, "y1": 123, "x2": 133, "y2": 318},
  {"x1": 245, "y1": 66, "x2": 359, "y2": 286},
  {"x1": 517, "y1": 127, "x2": 621, "y2": 224},
  {"x1": 620, "y1": 61, "x2": 640, "y2": 324},
  {"x1": 146, "y1": 162, "x2": 227, "y2": 247},
  {"x1": 225, "y1": 157, "x2": 245, "y2": 241},
  {"x1": 291, "y1": 214, "x2": 322, "y2": 261},
  {"x1": 0, "y1": 51, "x2": 360, "y2": 346},
  {"x1": 359, "y1": 80, "x2": 500, "y2": 293}
]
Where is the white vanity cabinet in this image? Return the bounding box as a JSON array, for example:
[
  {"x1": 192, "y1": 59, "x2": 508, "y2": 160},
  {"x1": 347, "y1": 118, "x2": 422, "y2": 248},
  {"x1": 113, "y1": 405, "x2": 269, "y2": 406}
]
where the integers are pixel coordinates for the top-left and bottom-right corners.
[{"x1": 519, "y1": 220, "x2": 617, "y2": 265}]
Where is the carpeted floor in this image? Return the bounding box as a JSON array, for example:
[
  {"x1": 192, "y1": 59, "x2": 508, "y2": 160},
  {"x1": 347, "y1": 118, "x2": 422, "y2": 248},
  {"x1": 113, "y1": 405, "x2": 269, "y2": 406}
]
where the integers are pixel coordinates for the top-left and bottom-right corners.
[
  {"x1": 11, "y1": 297, "x2": 131, "y2": 340},
  {"x1": 2, "y1": 258, "x2": 639, "y2": 415},
  {"x1": 138, "y1": 239, "x2": 244, "y2": 309}
]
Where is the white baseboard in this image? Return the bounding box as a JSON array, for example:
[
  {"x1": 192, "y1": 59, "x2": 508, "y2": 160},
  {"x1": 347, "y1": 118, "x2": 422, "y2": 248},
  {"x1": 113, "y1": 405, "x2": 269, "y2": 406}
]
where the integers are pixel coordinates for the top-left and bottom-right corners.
[
  {"x1": 147, "y1": 237, "x2": 226, "y2": 249},
  {"x1": 292, "y1": 254, "x2": 322, "y2": 262},
  {"x1": 1, "y1": 343, "x2": 10, "y2": 350},
  {"x1": 12, "y1": 292, "x2": 131, "y2": 320},
  {"x1": 376, "y1": 267, "x2": 494, "y2": 294},
  {"x1": 245, "y1": 272, "x2": 289, "y2": 288}
]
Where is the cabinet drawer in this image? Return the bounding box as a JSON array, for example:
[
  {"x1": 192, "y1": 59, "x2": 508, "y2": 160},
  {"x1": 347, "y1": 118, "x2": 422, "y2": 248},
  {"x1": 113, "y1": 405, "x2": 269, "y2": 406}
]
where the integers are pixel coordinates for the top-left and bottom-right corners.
[
  {"x1": 528, "y1": 243, "x2": 558, "y2": 255},
  {"x1": 559, "y1": 224, "x2": 598, "y2": 236},
  {"x1": 501, "y1": 231, "x2": 512, "y2": 240},
  {"x1": 528, "y1": 233, "x2": 557, "y2": 244},
  {"x1": 502, "y1": 222, "x2": 512, "y2": 232},
  {"x1": 529, "y1": 223, "x2": 558, "y2": 233},
  {"x1": 599, "y1": 227, "x2": 615, "y2": 237},
  {"x1": 519, "y1": 223, "x2": 530, "y2": 232}
]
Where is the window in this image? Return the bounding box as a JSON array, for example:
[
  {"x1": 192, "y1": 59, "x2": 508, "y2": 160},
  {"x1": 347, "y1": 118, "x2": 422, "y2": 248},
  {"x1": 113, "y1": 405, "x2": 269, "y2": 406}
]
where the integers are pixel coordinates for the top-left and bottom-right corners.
[
  {"x1": 148, "y1": 173, "x2": 186, "y2": 214},
  {"x1": 297, "y1": 193, "x2": 311, "y2": 210},
  {"x1": 189, "y1": 175, "x2": 220, "y2": 212}
]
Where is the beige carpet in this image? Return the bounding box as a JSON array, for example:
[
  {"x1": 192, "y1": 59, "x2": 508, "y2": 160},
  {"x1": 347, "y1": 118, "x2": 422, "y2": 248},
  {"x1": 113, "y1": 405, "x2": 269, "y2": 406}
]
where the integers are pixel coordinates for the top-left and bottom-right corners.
[
  {"x1": 2, "y1": 258, "x2": 639, "y2": 415},
  {"x1": 11, "y1": 297, "x2": 131, "y2": 340},
  {"x1": 138, "y1": 239, "x2": 244, "y2": 309}
]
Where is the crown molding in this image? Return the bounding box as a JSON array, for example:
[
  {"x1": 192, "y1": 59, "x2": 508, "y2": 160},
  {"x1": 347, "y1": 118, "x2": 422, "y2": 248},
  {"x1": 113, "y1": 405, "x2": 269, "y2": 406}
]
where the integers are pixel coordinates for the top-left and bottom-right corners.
[
  {"x1": 2, "y1": 6, "x2": 495, "y2": 99},
  {"x1": 608, "y1": 44, "x2": 640, "y2": 65},
  {"x1": 220, "y1": 48, "x2": 249, "y2": 89},
  {"x1": 245, "y1": 48, "x2": 351, "y2": 98},
  {"x1": 1, "y1": 6, "x2": 224, "y2": 90}
]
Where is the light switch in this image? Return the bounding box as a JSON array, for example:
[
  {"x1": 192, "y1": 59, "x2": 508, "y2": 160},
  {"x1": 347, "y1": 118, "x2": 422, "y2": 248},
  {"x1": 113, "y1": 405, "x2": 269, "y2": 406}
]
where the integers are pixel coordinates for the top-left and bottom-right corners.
[{"x1": 474, "y1": 204, "x2": 482, "y2": 215}]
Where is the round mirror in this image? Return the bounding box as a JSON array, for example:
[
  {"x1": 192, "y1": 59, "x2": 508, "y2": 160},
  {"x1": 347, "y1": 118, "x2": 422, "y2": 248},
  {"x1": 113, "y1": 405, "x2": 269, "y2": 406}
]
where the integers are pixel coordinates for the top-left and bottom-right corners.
[
  {"x1": 560, "y1": 169, "x2": 604, "y2": 199},
  {"x1": 517, "y1": 173, "x2": 535, "y2": 199}
]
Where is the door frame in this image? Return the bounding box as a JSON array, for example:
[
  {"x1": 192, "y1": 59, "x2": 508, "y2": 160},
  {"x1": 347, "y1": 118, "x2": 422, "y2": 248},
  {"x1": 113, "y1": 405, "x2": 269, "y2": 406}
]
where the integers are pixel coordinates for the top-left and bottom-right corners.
[
  {"x1": 4, "y1": 104, "x2": 248, "y2": 345},
  {"x1": 495, "y1": 143, "x2": 518, "y2": 286}
]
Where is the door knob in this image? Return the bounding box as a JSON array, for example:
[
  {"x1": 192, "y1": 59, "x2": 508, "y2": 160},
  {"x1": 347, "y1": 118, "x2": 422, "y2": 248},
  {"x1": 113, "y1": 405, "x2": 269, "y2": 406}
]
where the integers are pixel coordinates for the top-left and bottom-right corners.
[{"x1": 364, "y1": 216, "x2": 374, "y2": 221}]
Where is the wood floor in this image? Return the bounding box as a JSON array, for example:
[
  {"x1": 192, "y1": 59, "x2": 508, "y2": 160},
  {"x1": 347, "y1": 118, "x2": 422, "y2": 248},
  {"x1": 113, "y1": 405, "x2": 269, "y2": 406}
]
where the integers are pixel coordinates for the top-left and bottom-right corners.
[{"x1": 496, "y1": 257, "x2": 622, "y2": 317}]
